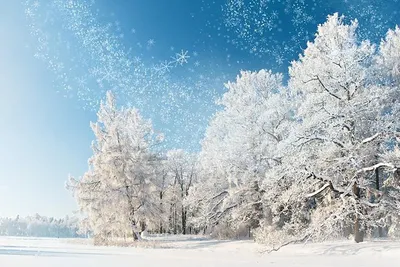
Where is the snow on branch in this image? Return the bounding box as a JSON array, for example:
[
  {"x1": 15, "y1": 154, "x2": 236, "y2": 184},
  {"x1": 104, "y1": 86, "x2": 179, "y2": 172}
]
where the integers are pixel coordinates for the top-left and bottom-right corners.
[
  {"x1": 360, "y1": 133, "x2": 381, "y2": 145},
  {"x1": 298, "y1": 136, "x2": 344, "y2": 148},
  {"x1": 306, "y1": 183, "x2": 331, "y2": 198},
  {"x1": 356, "y1": 162, "x2": 396, "y2": 173},
  {"x1": 303, "y1": 76, "x2": 343, "y2": 101},
  {"x1": 211, "y1": 190, "x2": 228, "y2": 200}
]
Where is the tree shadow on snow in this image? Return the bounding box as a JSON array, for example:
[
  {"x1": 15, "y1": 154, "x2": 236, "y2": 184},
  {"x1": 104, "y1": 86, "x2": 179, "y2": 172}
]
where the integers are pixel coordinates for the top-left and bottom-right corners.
[
  {"x1": 150, "y1": 236, "x2": 210, "y2": 243},
  {"x1": 318, "y1": 241, "x2": 400, "y2": 256},
  {"x1": 188, "y1": 240, "x2": 236, "y2": 249},
  {"x1": 166, "y1": 239, "x2": 237, "y2": 250}
]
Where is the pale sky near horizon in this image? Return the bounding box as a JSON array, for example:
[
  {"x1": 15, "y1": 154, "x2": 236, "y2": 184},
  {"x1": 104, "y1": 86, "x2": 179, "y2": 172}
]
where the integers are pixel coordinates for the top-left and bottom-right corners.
[{"x1": 0, "y1": 1, "x2": 94, "y2": 218}]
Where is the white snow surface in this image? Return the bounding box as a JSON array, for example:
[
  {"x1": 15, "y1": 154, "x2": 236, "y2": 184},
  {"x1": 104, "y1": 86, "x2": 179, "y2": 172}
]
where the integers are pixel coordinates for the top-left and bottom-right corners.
[{"x1": 0, "y1": 235, "x2": 399, "y2": 266}]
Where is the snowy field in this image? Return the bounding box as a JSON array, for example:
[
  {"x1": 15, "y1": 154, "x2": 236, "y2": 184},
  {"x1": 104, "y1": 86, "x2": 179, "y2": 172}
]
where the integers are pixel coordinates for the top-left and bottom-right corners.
[{"x1": 1, "y1": 236, "x2": 400, "y2": 266}]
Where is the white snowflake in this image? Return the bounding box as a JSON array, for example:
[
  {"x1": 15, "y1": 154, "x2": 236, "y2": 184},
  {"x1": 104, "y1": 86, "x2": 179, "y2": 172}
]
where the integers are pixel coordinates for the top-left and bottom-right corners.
[
  {"x1": 271, "y1": 10, "x2": 279, "y2": 19},
  {"x1": 77, "y1": 77, "x2": 87, "y2": 87},
  {"x1": 275, "y1": 54, "x2": 284, "y2": 66},
  {"x1": 25, "y1": 8, "x2": 33, "y2": 17},
  {"x1": 97, "y1": 68, "x2": 113, "y2": 83},
  {"x1": 155, "y1": 60, "x2": 173, "y2": 73},
  {"x1": 147, "y1": 39, "x2": 155, "y2": 47},
  {"x1": 175, "y1": 50, "x2": 190, "y2": 65},
  {"x1": 66, "y1": 0, "x2": 74, "y2": 8},
  {"x1": 33, "y1": 1, "x2": 40, "y2": 8}
]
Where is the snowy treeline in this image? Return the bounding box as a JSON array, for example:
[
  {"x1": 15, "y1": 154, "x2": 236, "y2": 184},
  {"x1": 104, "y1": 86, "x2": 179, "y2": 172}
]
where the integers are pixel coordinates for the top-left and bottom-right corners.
[
  {"x1": 0, "y1": 214, "x2": 83, "y2": 238},
  {"x1": 68, "y1": 14, "x2": 400, "y2": 248},
  {"x1": 66, "y1": 95, "x2": 197, "y2": 244}
]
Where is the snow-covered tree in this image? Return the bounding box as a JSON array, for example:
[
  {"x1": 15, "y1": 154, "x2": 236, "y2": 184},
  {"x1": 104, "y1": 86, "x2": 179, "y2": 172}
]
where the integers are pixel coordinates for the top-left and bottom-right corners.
[
  {"x1": 162, "y1": 149, "x2": 197, "y2": 234},
  {"x1": 373, "y1": 26, "x2": 400, "y2": 236},
  {"x1": 63, "y1": 15, "x2": 400, "y2": 248},
  {"x1": 377, "y1": 26, "x2": 400, "y2": 86},
  {"x1": 0, "y1": 214, "x2": 82, "y2": 238},
  {"x1": 257, "y1": 14, "x2": 400, "y2": 248},
  {"x1": 188, "y1": 70, "x2": 292, "y2": 237},
  {"x1": 67, "y1": 92, "x2": 163, "y2": 243}
]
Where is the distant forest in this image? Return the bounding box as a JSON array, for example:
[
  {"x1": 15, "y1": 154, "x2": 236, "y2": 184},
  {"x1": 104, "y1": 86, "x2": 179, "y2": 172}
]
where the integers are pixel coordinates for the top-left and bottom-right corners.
[{"x1": 0, "y1": 214, "x2": 85, "y2": 238}]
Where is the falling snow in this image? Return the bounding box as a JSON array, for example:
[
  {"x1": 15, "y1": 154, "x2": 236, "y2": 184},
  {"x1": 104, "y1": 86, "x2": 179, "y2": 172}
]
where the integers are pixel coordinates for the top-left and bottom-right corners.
[{"x1": 22, "y1": 0, "x2": 400, "y2": 150}]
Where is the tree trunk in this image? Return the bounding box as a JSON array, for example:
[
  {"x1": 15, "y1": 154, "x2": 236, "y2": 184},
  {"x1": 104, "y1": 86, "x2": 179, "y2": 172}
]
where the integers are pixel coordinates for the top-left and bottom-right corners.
[
  {"x1": 354, "y1": 217, "x2": 364, "y2": 243},
  {"x1": 352, "y1": 182, "x2": 364, "y2": 243},
  {"x1": 174, "y1": 205, "x2": 177, "y2": 234},
  {"x1": 131, "y1": 221, "x2": 139, "y2": 241},
  {"x1": 375, "y1": 168, "x2": 380, "y2": 191},
  {"x1": 181, "y1": 207, "x2": 187, "y2": 235},
  {"x1": 265, "y1": 207, "x2": 273, "y2": 226},
  {"x1": 375, "y1": 168, "x2": 383, "y2": 237},
  {"x1": 129, "y1": 205, "x2": 139, "y2": 241},
  {"x1": 159, "y1": 190, "x2": 163, "y2": 234},
  {"x1": 140, "y1": 221, "x2": 146, "y2": 232},
  {"x1": 168, "y1": 204, "x2": 174, "y2": 234},
  {"x1": 159, "y1": 224, "x2": 163, "y2": 234}
]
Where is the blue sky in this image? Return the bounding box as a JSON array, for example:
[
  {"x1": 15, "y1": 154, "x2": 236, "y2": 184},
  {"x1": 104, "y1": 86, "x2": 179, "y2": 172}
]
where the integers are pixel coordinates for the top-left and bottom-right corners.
[
  {"x1": 0, "y1": 1, "x2": 94, "y2": 217},
  {"x1": 0, "y1": 0, "x2": 399, "y2": 218}
]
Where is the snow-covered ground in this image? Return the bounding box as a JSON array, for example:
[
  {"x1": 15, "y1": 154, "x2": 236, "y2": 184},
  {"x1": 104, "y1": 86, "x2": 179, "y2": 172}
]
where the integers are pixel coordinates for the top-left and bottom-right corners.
[{"x1": 0, "y1": 235, "x2": 399, "y2": 266}]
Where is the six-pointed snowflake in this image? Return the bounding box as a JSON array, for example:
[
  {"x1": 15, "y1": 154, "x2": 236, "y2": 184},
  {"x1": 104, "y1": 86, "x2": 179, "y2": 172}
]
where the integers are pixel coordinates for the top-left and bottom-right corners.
[{"x1": 175, "y1": 50, "x2": 190, "y2": 65}]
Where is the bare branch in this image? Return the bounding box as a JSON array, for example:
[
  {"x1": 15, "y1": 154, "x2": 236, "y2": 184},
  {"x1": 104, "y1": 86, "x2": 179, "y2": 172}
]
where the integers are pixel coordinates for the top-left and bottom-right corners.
[
  {"x1": 211, "y1": 190, "x2": 228, "y2": 200},
  {"x1": 304, "y1": 76, "x2": 343, "y2": 101},
  {"x1": 264, "y1": 234, "x2": 310, "y2": 253}
]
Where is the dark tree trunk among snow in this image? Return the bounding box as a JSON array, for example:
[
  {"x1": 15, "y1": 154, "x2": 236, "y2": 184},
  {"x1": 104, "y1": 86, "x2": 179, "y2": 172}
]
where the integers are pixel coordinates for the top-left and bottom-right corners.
[
  {"x1": 140, "y1": 221, "x2": 146, "y2": 232},
  {"x1": 249, "y1": 181, "x2": 263, "y2": 231},
  {"x1": 129, "y1": 203, "x2": 139, "y2": 241},
  {"x1": 375, "y1": 168, "x2": 383, "y2": 237},
  {"x1": 159, "y1": 190, "x2": 163, "y2": 234},
  {"x1": 375, "y1": 168, "x2": 380, "y2": 191},
  {"x1": 174, "y1": 206, "x2": 178, "y2": 234},
  {"x1": 353, "y1": 182, "x2": 364, "y2": 243},
  {"x1": 202, "y1": 226, "x2": 207, "y2": 235},
  {"x1": 354, "y1": 217, "x2": 364, "y2": 243},
  {"x1": 181, "y1": 207, "x2": 187, "y2": 235},
  {"x1": 265, "y1": 207, "x2": 273, "y2": 226},
  {"x1": 131, "y1": 221, "x2": 139, "y2": 241}
]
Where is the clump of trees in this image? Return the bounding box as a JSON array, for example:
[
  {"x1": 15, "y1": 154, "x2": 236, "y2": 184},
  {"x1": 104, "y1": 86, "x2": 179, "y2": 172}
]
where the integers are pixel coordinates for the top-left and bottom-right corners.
[
  {"x1": 66, "y1": 92, "x2": 198, "y2": 244},
  {"x1": 0, "y1": 214, "x2": 83, "y2": 238},
  {"x1": 68, "y1": 14, "x2": 400, "y2": 248}
]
